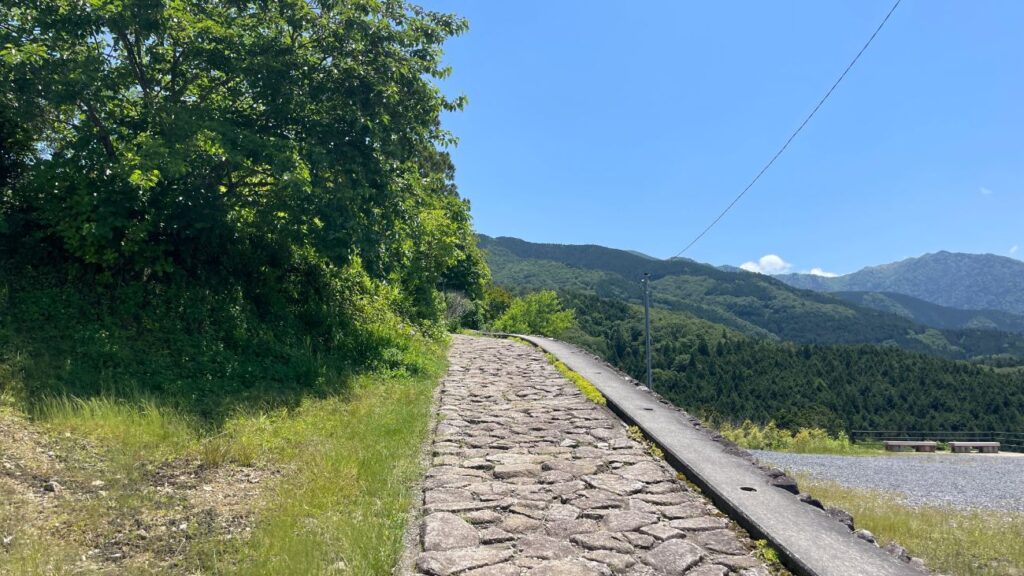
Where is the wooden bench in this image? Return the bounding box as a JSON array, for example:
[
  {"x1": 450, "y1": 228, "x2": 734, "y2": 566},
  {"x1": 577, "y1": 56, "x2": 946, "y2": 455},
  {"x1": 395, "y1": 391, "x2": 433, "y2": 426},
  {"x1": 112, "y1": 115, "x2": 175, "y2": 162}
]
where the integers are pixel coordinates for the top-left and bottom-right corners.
[
  {"x1": 883, "y1": 440, "x2": 937, "y2": 452},
  {"x1": 948, "y1": 441, "x2": 1000, "y2": 454}
]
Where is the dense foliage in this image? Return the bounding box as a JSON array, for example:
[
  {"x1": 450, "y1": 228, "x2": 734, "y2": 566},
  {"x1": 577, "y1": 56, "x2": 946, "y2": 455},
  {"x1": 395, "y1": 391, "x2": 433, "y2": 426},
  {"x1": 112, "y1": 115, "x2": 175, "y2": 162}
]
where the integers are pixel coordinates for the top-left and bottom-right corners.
[
  {"x1": 492, "y1": 290, "x2": 575, "y2": 337},
  {"x1": 558, "y1": 292, "x2": 1024, "y2": 434},
  {"x1": 481, "y1": 235, "x2": 1024, "y2": 363},
  {"x1": 0, "y1": 1, "x2": 487, "y2": 416}
]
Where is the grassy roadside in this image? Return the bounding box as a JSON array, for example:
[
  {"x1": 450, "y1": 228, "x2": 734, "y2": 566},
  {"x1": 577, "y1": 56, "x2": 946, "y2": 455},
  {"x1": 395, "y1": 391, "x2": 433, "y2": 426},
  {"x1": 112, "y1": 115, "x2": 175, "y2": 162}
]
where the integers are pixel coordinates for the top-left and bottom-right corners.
[
  {"x1": 797, "y1": 475, "x2": 1024, "y2": 576},
  {"x1": 0, "y1": 339, "x2": 445, "y2": 575},
  {"x1": 720, "y1": 420, "x2": 883, "y2": 455}
]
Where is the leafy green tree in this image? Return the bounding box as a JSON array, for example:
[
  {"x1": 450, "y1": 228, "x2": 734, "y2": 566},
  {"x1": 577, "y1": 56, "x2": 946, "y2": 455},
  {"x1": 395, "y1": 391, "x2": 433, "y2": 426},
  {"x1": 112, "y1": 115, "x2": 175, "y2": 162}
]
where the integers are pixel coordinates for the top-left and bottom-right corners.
[
  {"x1": 492, "y1": 290, "x2": 575, "y2": 337},
  {"x1": 0, "y1": 0, "x2": 482, "y2": 323},
  {"x1": 0, "y1": 0, "x2": 490, "y2": 410}
]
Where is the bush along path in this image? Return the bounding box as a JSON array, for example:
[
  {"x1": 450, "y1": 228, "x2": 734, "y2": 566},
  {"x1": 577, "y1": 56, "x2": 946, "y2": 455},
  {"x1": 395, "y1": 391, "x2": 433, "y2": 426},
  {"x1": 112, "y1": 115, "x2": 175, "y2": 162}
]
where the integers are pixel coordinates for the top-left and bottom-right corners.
[{"x1": 405, "y1": 335, "x2": 771, "y2": 576}]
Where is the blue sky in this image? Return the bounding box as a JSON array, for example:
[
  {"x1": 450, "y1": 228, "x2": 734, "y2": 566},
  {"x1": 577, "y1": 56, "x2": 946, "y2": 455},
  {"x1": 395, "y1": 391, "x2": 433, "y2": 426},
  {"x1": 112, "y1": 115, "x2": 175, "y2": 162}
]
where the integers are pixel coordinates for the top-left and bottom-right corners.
[{"x1": 420, "y1": 1, "x2": 1023, "y2": 275}]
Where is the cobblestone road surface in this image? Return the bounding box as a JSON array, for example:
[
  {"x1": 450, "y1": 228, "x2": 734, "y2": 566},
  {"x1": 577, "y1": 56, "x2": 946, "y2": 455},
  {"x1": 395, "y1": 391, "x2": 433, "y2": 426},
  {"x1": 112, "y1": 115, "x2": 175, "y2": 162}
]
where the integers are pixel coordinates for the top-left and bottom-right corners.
[{"x1": 408, "y1": 336, "x2": 770, "y2": 576}]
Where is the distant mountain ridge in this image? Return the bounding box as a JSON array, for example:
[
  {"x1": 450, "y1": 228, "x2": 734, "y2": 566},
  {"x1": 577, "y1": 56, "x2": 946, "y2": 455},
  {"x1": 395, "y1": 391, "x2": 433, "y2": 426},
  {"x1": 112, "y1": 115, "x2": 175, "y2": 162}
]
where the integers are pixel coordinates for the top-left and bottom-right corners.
[
  {"x1": 831, "y1": 291, "x2": 1024, "y2": 335},
  {"x1": 776, "y1": 251, "x2": 1024, "y2": 316},
  {"x1": 478, "y1": 235, "x2": 1024, "y2": 361}
]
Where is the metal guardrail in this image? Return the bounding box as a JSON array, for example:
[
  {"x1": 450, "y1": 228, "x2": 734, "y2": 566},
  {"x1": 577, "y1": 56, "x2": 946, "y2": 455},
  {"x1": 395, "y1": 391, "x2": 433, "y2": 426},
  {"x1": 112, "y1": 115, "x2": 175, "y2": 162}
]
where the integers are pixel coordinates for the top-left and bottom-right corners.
[{"x1": 850, "y1": 430, "x2": 1024, "y2": 453}]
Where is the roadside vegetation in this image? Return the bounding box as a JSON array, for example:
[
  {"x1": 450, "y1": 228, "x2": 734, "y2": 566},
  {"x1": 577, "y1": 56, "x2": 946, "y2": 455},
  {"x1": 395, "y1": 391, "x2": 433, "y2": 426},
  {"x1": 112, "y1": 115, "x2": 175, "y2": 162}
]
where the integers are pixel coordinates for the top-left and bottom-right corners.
[
  {"x1": 1, "y1": 343, "x2": 443, "y2": 574},
  {"x1": 798, "y1": 476, "x2": 1024, "y2": 576},
  {"x1": 544, "y1": 352, "x2": 606, "y2": 406},
  {"x1": 720, "y1": 420, "x2": 881, "y2": 455},
  {"x1": 1, "y1": 0, "x2": 483, "y2": 574}
]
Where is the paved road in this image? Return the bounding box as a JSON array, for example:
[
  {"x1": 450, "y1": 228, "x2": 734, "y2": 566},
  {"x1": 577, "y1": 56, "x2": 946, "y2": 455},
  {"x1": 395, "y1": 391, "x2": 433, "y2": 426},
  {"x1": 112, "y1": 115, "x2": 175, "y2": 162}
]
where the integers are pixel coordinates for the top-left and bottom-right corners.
[
  {"x1": 754, "y1": 451, "x2": 1024, "y2": 512},
  {"x1": 408, "y1": 336, "x2": 769, "y2": 576}
]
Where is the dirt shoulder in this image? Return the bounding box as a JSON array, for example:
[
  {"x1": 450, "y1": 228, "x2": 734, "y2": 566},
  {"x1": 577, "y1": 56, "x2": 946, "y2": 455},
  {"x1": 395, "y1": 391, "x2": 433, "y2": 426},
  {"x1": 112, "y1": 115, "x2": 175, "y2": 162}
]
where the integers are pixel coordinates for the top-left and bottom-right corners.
[{"x1": 0, "y1": 407, "x2": 274, "y2": 575}]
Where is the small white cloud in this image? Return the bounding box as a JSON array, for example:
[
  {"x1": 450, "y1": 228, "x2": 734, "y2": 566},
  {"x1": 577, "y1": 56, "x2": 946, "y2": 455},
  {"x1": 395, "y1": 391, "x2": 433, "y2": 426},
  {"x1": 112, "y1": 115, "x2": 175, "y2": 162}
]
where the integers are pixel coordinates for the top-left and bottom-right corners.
[
  {"x1": 739, "y1": 254, "x2": 792, "y2": 275},
  {"x1": 808, "y1": 267, "x2": 839, "y2": 278},
  {"x1": 980, "y1": 187, "x2": 993, "y2": 195},
  {"x1": 1012, "y1": 245, "x2": 1020, "y2": 255}
]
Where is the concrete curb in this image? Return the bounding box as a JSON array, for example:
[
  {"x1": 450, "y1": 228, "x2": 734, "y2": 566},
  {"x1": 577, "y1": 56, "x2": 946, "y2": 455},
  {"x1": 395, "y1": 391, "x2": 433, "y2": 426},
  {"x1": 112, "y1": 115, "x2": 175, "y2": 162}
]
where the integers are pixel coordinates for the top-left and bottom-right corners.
[{"x1": 514, "y1": 334, "x2": 926, "y2": 576}]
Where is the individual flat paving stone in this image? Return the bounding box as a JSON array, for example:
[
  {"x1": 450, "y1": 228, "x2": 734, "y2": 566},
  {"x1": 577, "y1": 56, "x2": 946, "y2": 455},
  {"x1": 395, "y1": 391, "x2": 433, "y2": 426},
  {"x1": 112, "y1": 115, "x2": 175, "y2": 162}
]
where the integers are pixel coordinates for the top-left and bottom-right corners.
[
  {"x1": 571, "y1": 531, "x2": 635, "y2": 554},
  {"x1": 517, "y1": 535, "x2": 577, "y2": 559},
  {"x1": 425, "y1": 488, "x2": 474, "y2": 505},
  {"x1": 499, "y1": 514, "x2": 544, "y2": 534},
  {"x1": 584, "y1": 550, "x2": 637, "y2": 573},
  {"x1": 416, "y1": 546, "x2": 515, "y2": 576},
  {"x1": 693, "y1": 529, "x2": 748, "y2": 555},
  {"x1": 639, "y1": 523, "x2": 684, "y2": 541},
  {"x1": 422, "y1": 512, "x2": 479, "y2": 551},
  {"x1": 479, "y1": 527, "x2": 515, "y2": 544},
  {"x1": 668, "y1": 516, "x2": 730, "y2": 532},
  {"x1": 622, "y1": 531, "x2": 656, "y2": 549},
  {"x1": 687, "y1": 564, "x2": 729, "y2": 576},
  {"x1": 635, "y1": 492, "x2": 689, "y2": 505},
  {"x1": 614, "y1": 461, "x2": 671, "y2": 483},
  {"x1": 463, "y1": 510, "x2": 502, "y2": 525},
  {"x1": 658, "y1": 503, "x2": 705, "y2": 519},
  {"x1": 602, "y1": 510, "x2": 658, "y2": 532},
  {"x1": 409, "y1": 336, "x2": 767, "y2": 576},
  {"x1": 425, "y1": 498, "x2": 513, "y2": 515},
  {"x1": 525, "y1": 559, "x2": 612, "y2": 576},
  {"x1": 545, "y1": 518, "x2": 600, "y2": 537},
  {"x1": 542, "y1": 458, "x2": 602, "y2": 476},
  {"x1": 583, "y1": 474, "x2": 646, "y2": 496},
  {"x1": 463, "y1": 564, "x2": 521, "y2": 576},
  {"x1": 643, "y1": 482, "x2": 684, "y2": 494},
  {"x1": 544, "y1": 503, "x2": 581, "y2": 521},
  {"x1": 642, "y1": 539, "x2": 704, "y2": 575}
]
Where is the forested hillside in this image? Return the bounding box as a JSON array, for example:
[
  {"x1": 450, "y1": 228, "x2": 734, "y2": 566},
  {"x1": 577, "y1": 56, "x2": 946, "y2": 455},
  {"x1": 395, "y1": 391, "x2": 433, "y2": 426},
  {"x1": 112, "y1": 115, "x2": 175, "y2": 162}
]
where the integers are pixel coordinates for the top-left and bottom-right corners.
[
  {"x1": 777, "y1": 251, "x2": 1024, "y2": 316},
  {"x1": 833, "y1": 291, "x2": 1024, "y2": 335},
  {"x1": 481, "y1": 235, "x2": 1024, "y2": 363},
  {"x1": 558, "y1": 293, "x2": 1024, "y2": 433}
]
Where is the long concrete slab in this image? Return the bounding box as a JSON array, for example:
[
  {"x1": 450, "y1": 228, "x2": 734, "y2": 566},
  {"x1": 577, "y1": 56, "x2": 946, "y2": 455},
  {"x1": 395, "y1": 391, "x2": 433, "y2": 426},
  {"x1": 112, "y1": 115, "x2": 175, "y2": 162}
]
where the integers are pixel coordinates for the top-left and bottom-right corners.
[{"x1": 518, "y1": 335, "x2": 924, "y2": 576}]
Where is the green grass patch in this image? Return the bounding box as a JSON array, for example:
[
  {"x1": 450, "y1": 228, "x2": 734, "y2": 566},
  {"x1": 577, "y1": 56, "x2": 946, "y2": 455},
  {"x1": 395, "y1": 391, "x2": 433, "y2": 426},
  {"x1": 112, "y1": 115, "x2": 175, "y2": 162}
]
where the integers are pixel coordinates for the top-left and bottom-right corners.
[
  {"x1": 720, "y1": 420, "x2": 880, "y2": 455},
  {"x1": 627, "y1": 425, "x2": 664, "y2": 460},
  {"x1": 33, "y1": 396, "x2": 201, "y2": 479},
  {"x1": 0, "y1": 338, "x2": 445, "y2": 575},
  {"x1": 544, "y1": 352, "x2": 606, "y2": 406},
  {"x1": 798, "y1": 475, "x2": 1024, "y2": 576},
  {"x1": 224, "y1": 341, "x2": 444, "y2": 575}
]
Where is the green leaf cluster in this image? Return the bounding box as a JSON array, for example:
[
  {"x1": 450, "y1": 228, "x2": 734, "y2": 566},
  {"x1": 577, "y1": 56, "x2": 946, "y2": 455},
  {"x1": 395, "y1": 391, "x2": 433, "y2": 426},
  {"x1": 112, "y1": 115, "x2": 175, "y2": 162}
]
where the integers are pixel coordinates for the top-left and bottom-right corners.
[
  {"x1": 491, "y1": 290, "x2": 575, "y2": 337},
  {"x1": 0, "y1": 1, "x2": 489, "y2": 411},
  {"x1": 1, "y1": 0, "x2": 486, "y2": 319}
]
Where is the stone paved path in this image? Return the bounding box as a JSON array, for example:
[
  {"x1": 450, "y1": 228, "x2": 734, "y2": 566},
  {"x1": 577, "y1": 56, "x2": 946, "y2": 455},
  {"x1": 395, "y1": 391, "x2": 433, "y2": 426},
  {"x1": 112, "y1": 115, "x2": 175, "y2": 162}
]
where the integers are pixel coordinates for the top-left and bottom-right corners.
[{"x1": 409, "y1": 336, "x2": 770, "y2": 576}]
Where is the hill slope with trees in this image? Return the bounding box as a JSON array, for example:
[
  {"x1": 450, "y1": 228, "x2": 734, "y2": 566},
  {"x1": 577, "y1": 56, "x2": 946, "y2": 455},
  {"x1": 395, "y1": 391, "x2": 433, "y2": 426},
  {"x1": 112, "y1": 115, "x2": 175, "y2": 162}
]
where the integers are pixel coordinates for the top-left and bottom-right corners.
[
  {"x1": 777, "y1": 251, "x2": 1024, "y2": 316},
  {"x1": 557, "y1": 292, "x2": 1024, "y2": 434},
  {"x1": 832, "y1": 291, "x2": 1024, "y2": 335},
  {"x1": 480, "y1": 235, "x2": 1024, "y2": 363}
]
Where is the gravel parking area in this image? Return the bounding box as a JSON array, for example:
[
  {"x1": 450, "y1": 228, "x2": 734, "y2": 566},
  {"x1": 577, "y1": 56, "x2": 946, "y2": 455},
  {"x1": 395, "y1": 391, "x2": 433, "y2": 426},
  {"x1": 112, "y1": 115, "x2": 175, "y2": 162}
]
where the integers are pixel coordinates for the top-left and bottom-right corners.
[{"x1": 753, "y1": 451, "x2": 1024, "y2": 512}]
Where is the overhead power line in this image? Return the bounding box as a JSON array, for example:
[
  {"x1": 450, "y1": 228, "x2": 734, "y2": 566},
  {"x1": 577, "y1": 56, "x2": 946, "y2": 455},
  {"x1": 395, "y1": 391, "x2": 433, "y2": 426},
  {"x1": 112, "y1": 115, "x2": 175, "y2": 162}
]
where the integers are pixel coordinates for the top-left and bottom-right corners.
[{"x1": 670, "y1": 0, "x2": 902, "y2": 260}]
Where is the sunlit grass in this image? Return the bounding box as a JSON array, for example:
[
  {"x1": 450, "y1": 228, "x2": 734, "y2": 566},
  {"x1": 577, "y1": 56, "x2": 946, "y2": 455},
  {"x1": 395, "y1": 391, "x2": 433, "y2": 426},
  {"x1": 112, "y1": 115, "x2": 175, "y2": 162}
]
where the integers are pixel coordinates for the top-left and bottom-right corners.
[
  {"x1": 721, "y1": 420, "x2": 881, "y2": 455},
  {"x1": 228, "y1": 346, "x2": 444, "y2": 575},
  {"x1": 34, "y1": 396, "x2": 201, "y2": 479},
  {"x1": 1, "y1": 339, "x2": 446, "y2": 575},
  {"x1": 798, "y1": 475, "x2": 1024, "y2": 576}
]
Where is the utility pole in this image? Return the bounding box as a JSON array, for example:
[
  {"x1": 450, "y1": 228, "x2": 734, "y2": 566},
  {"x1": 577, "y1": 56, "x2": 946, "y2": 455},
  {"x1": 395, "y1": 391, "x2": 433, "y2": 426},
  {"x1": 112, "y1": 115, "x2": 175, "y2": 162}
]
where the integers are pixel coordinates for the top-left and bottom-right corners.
[{"x1": 642, "y1": 273, "x2": 652, "y2": 389}]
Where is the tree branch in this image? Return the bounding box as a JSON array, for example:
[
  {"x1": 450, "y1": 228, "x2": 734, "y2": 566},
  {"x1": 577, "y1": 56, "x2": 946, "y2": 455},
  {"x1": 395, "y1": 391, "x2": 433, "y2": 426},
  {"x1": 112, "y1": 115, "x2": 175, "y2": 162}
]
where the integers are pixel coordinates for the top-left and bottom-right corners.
[
  {"x1": 115, "y1": 30, "x2": 152, "y2": 97},
  {"x1": 79, "y1": 101, "x2": 116, "y2": 160}
]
